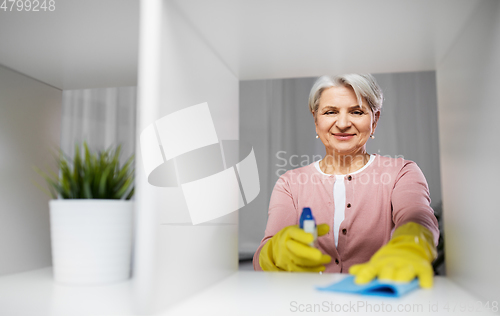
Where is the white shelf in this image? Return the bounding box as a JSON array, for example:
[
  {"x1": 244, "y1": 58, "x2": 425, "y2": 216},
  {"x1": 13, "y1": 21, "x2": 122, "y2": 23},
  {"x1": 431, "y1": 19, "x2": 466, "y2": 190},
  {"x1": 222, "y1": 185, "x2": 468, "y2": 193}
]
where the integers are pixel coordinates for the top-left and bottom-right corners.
[
  {"x1": 0, "y1": 268, "x2": 134, "y2": 316},
  {"x1": 0, "y1": 267, "x2": 495, "y2": 316}
]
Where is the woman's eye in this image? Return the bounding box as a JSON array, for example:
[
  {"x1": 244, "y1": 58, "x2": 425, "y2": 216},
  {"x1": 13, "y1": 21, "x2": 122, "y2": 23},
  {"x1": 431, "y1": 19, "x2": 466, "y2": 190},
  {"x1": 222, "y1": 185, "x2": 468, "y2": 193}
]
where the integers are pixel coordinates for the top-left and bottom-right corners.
[
  {"x1": 352, "y1": 111, "x2": 364, "y2": 115},
  {"x1": 325, "y1": 111, "x2": 336, "y2": 115}
]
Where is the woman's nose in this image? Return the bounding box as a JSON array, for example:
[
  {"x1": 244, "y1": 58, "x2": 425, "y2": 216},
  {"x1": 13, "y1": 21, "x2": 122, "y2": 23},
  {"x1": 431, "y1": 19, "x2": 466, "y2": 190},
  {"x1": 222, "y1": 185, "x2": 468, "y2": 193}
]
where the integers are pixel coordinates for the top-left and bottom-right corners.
[{"x1": 335, "y1": 113, "x2": 351, "y2": 129}]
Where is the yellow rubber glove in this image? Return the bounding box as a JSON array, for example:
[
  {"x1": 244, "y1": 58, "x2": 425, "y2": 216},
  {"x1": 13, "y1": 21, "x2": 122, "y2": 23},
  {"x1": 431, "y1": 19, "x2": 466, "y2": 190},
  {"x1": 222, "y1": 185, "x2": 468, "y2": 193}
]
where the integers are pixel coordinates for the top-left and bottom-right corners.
[
  {"x1": 349, "y1": 222, "x2": 437, "y2": 288},
  {"x1": 259, "y1": 224, "x2": 331, "y2": 272}
]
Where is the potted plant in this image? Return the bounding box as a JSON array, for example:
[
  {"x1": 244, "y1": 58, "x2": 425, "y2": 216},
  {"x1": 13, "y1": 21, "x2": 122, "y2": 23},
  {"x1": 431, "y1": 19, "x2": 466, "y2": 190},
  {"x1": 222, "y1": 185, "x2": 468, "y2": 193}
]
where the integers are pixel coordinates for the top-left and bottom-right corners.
[{"x1": 35, "y1": 142, "x2": 134, "y2": 285}]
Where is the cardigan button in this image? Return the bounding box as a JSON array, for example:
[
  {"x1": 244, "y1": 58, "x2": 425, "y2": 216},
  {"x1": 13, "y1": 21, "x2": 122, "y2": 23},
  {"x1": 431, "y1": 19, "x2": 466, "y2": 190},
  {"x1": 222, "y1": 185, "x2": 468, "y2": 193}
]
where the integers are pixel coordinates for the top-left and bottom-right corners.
[
  {"x1": 335, "y1": 258, "x2": 339, "y2": 265},
  {"x1": 342, "y1": 229, "x2": 347, "y2": 235},
  {"x1": 347, "y1": 203, "x2": 351, "y2": 208},
  {"x1": 347, "y1": 175, "x2": 352, "y2": 181}
]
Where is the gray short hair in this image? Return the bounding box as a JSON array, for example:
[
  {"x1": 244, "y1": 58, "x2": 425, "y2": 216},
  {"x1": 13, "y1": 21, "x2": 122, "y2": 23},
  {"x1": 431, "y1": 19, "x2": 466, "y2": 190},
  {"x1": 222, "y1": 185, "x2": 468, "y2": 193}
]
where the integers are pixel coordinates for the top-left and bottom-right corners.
[{"x1": 308, "y1": 74, "x2": 383, "y2": 115}]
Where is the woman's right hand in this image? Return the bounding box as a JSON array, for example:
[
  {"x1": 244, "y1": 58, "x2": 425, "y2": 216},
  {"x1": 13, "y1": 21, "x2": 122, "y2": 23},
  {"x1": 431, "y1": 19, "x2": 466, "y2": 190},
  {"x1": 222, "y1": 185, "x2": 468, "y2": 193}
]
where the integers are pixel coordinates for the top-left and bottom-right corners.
[{"x1": 259, "y1": 224, "x2": 331, "y2": 272}]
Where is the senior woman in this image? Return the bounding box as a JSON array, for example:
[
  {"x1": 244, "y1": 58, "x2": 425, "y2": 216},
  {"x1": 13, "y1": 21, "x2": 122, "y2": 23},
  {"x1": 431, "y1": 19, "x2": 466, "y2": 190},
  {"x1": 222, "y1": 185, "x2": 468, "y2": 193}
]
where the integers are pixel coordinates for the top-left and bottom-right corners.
[{"x1": 252, "y1": 74, "x2": 439, "y2": 288}]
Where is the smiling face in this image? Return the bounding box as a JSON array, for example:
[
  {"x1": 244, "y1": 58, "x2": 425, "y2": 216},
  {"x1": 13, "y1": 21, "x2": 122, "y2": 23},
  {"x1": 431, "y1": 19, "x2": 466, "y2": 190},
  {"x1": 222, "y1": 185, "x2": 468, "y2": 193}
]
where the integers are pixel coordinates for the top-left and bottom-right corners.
[{"x1": 314, "y1": 85, "x2": 379, "y2": 157}]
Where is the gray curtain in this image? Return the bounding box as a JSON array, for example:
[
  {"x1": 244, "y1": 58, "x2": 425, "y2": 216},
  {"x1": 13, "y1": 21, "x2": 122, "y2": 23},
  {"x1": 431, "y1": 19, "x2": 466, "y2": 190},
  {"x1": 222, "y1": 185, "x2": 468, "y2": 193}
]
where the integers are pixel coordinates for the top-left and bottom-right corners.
[
  {"x1": 60, "y1": 87, "x2": 137, "y2": 166},
  {"x1": 239, "y1": 71, "x2": 442, "y2": 262}
]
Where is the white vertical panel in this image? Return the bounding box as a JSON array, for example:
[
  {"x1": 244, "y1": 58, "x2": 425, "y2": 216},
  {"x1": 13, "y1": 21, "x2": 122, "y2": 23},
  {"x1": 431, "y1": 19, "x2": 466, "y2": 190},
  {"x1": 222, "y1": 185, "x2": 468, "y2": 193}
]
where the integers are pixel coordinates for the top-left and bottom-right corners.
[
  {"x1": 436, "y1": 0, "x2": 500, "y2": 303},
  {"x1": 182, "y1": 167, "x2": 244, "y2": 225},
  {"x1": 139, "y1": 124, "x2": 164, "y2": 175},
  {"x1": 133, "y1": 0, "x2": 164, "y2": 313},
  {"x1": 236, "y1": 148, "x2": 260, "y2": 204},
  {"x1": 0, "y1": 65, "x2": 62, "y2": 276},
  {"x1": 134, "y1": 0, "x2": 239, "y2": 313},
  {"x1": 155, "y1": 102, "x2": 219, "y2": 160}
]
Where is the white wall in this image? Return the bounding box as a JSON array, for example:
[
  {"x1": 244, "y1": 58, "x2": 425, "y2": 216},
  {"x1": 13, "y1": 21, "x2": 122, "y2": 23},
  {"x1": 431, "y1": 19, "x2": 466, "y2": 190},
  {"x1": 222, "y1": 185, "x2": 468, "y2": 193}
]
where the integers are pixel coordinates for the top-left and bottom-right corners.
[
  {"x1": 133, "y1": 0, "x2": 239, "y2": 313},
  {"x1": 437, "y1": 0, "x2": 500, "y2": 302},
  {"x1": 0, "y1": 65, "x2": 62, "y2": 276}
]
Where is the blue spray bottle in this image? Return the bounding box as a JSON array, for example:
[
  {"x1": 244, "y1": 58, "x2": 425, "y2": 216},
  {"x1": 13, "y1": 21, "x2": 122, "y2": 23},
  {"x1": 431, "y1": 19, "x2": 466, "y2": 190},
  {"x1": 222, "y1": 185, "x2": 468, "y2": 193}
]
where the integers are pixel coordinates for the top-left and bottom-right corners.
[{"x1": 299, "y1": 207, "x2": 317, "y2": 247}]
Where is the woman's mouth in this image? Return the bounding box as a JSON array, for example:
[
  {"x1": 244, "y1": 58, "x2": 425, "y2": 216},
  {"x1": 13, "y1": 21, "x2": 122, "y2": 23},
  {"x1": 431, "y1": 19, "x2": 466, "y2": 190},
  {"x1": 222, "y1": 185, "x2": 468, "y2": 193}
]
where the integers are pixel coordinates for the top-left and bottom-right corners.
[{"x1": 333, "y1": 133, "x2": 355, "y2": 141}]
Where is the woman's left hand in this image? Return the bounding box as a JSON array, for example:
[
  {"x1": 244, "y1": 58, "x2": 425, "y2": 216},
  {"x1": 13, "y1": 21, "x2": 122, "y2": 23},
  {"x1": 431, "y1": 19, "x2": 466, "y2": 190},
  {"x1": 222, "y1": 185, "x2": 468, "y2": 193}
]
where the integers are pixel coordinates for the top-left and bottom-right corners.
[{"x1": 349, "y1": 222, "x2": 437, "y2": 288}]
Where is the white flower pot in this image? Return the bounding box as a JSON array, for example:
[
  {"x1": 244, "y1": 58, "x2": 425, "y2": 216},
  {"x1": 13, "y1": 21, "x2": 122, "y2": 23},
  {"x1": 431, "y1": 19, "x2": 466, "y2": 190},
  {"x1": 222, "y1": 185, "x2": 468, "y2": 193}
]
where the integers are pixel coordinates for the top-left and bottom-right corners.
[{"x1": 49, "y1": 199, "x2": 133, "y2": 285}]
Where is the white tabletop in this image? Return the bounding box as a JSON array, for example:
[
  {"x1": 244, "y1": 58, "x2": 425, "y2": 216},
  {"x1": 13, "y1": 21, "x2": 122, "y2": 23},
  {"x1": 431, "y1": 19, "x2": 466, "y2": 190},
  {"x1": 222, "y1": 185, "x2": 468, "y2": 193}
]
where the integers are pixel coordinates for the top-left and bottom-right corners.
[
  {"x1": 164, "y1": 271, "x2": 497, "y2": 316},
  {"x1": 0, "y1": 268, "x2": 496, "y2": 316}
]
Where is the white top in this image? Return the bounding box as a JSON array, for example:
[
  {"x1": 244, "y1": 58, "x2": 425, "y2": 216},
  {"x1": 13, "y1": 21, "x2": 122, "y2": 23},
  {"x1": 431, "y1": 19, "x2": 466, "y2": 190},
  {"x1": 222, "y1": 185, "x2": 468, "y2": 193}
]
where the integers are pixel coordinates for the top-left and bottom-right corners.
[
  {"x1": 0, "y1": 268, "x2": 483, "y2": 316},
  {"x1": 314, "y1": 154, "x2": 376, "y2": 247}
]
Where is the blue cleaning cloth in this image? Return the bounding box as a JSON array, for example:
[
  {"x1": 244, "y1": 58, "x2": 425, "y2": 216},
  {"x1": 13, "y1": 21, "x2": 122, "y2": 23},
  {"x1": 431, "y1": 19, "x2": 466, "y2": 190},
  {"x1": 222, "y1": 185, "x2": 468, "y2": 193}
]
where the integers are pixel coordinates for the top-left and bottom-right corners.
[{"x1": 317, "y1": 275, "x2": 419, "y2": 298}]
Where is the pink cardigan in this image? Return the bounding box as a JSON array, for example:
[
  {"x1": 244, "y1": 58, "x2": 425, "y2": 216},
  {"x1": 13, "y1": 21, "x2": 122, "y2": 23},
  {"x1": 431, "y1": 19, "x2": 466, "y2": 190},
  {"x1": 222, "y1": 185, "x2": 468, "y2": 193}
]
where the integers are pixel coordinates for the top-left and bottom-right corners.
[{"x1": 253, "y1": 154, "x2": 439, "y2": 273}]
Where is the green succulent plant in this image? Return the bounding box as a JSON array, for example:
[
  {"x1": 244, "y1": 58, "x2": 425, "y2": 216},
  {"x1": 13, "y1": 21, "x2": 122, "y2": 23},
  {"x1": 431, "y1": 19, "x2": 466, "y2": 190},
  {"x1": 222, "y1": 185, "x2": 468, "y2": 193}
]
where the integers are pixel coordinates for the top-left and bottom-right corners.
[{"x1": 35, "y1": 142, "x2": 134, "y2": 200}]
